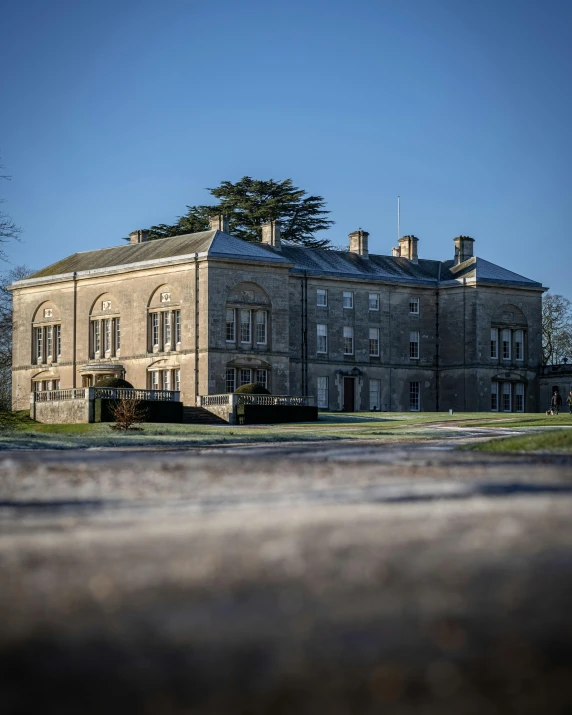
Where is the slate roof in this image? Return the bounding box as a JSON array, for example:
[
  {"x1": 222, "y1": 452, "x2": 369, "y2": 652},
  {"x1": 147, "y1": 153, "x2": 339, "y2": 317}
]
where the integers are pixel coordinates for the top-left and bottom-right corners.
[{"x1": 22, "y1": 229, "x2": 543, "y2": 289}]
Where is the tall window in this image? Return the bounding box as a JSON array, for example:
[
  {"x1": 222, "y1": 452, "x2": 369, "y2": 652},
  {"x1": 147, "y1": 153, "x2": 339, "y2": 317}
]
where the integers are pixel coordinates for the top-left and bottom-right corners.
[
  {"x1": 46, "y1": 326, "x2": 53, "y2": 358},
  {"x1": 104, "y1": 319, "x2": 112, "y2": 353},
  {"x1": 502, "y1": 329, "x2": 511, "y2": 360},
  {"x1": 515, "y1": 330, "x2": 524, "y2": 361},
  {"x1": 226, "y1": 309, "x2": 235, "y2": 342},
  {"x1": 151, "y1": 313, "x2": 159, "y2": 348},
  {"x1": 343, "y1": 291, "x2": 354, "y2": 309},
  {"x1": 369, "y1": 379, "x2": 381, "y2": 410},
  {"x1": 409, "y1": 331, "x2": 419, "y2": 359},
  {"x1": 225, "y1": 368, "x2": 236, "y2": 393},
  {"x1": 163, "y1": 370, "x2": 171, "y2": 391},
  {"x1": 240, "y1": 310, "x2": 251, "y2": 343},
  {"x1": 317, "y1": 324, "x2": 328, "y2": 354},
  {"x1": 343, "y1": 326, "x2": 354, "y2": 355},
  {"x1": 174, "y1": 311, "x2": 181, "y2": 345},
  {"x1": 115, "y1": 319, "x2": 121, "y2": 351},
  {"x1": 93, "y1": 321, "x2": 101, "y2": 354},
  {"x1": 317, "y1": 289, "x2": 327, "y2": 307},
  {"x1": 56, "y1": 325, "x2": 61, "y2": 358},
  {"x1": 317, "y1": 376, "x2": 329, "y2": 408},
  {"x1": 491, "y1": 382, "x2": 498, "y2": 411},
  {"x1": 151, "y1": 371, "x2": 160, "y2": 390},
  {"x1": 515, "y1": 383, "x2": 524, "y2": 412},
  {"x1": 409, "y1": 298, "x2": 420, "y2": 315},
  {"x1": 174, "y1": 369, "x2": 181, "y2": 392},
  {"x1": 256, "y1": 311, "x2": 267, "y2": 345},
  {"x1": 502, "y1": 382, "x2": 511, "y2": 412},
  {"x1": 490, "y1": 328, "x2": 498, "y2": 359},
  {"x1": 369, "y1": 328, "x2": 380, "y2": 356},
  {"x1": 35, "y1": 327, "x2": 43, "y2": 363},
  {"x1": 255, "y1": 369, "x2": 268, "y2": 388},
  {"x1": 163, "y1": 312, "x2": 172, "y2": 349},
  {"x1": 410, "y1": 382, "x2": 420, "y2": 411},
  {"x1": 369, "y1": 293, "x2": 379, "y2": 311},
  {"x1": 239, "y1": 368, "x2": 252, "y2": 386}
]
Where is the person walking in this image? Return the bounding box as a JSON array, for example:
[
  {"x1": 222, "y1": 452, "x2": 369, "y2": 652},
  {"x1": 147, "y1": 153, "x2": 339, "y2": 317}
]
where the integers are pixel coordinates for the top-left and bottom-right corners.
[
  {"x1": 566, "y1": 390, "x2": 572, "y2": 415},
  {"x1": 551, "y1": 390, "x2": 562, "y2": 415}
]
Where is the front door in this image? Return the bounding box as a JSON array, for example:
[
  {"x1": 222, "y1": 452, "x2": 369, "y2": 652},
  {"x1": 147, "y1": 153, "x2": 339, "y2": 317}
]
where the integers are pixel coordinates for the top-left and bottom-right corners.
[{"x1": 343, "y1": 377, "x2": 355, "y2": 411}]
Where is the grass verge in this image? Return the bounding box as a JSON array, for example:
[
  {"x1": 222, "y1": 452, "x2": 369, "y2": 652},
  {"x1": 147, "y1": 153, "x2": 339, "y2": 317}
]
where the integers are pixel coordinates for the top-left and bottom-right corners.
[{"x1": 468, "y1": 429, "x2": 572, "y2": 453}]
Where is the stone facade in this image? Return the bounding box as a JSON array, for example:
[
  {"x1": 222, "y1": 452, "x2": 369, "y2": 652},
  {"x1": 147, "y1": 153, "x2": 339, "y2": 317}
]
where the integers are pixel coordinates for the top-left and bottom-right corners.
[{"x1": 10, "y1": 221, "x2": 546, "y2": 414}]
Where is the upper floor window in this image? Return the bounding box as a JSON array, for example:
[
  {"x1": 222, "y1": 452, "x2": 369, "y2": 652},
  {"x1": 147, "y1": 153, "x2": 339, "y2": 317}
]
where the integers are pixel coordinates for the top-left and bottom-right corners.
[
  {"x1": 409, "y1": 298, "x2": 420, "y2": 315},
  {"x1": 491, "y1": 328, "x2": 498, "y2": 359},
  {"x1": 515, "y1": 330, "x2": 524, "y2": 361},
  {"x1": 226, "y1": 309, "x2": 236, "y2": 342},
  {"x1": 147, "y1": 285, "x2": 181, "y2": 354},
  {"x1": 343, "y1": 326, "x2": 354, "y2": 355},
  {"x1": 226, "y1": 281, "x2": 271, "y2": 350},
  {"x1": 256, "y1": 311, "x2": 267, "y2": 345},
  {"x1": 343, "y1": 291, "x2": 354, "y2": 309},
  {"x1": 89, "y1": 294, "x2": 121, "y2": 359},
  {"x1": 32, "y1": 302, "x2": 62, "y2": 365},
  {"x1": 502, "y1": 328, "x2": 511, "y2": 360},
  {"x1": 409, "y1": 330, "x2": 420, "y2": 359},
  {"x1": 369, "y1": 328, "x2": 380, "y2": 356},
  {"x1": 317, "y1": 324, "x2": 328, "y2": 354},
  {"x1": 240, "y1": 309, "x2": 252, "y2": 343},
  {"x1": 369, "y1": 293, "x2": 379, "y2": 311},
  {"x1": 317, "y1": 289, "x2": 328, "y2": 307}
]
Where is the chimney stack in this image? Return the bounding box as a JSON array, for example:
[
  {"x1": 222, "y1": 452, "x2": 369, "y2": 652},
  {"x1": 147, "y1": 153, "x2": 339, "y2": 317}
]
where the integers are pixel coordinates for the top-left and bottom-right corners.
[
  {"x1": 129, "y1": 230, "x2": 149, "y2": 244},
  {"x1": 209, "y1": 215, "x2": 230, "y2": 232},
  {"x1": 391, "y1": 246, "x2": 400, "y2": 257},
  {"x1": 348, "y1": 229, "x2": 369, "y2": 258},
  {"x1": 397, "y1": 235, "x2": 419, "y2": 263},
  {"x1": 453, "y1": 236, "x2": 474, "y2": 265},
  {"x1": 261, "y1": 220, "x2": 282, "y2": 250}
]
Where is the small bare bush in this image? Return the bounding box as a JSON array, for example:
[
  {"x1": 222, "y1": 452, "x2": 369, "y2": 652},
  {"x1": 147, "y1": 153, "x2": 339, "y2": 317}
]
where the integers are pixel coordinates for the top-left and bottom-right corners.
[{"x1": 110, "y1": 397, "x2": 147, "y2": 431}]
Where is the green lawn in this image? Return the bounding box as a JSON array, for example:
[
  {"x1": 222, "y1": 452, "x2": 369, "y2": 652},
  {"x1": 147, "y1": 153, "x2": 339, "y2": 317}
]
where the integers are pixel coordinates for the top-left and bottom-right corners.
[
  {"x1": 1, "y1": 410, "x2": 571, "y2": 451},
  {"x1": 468, "y1": 429, "x2": 572, "y2": 453}
]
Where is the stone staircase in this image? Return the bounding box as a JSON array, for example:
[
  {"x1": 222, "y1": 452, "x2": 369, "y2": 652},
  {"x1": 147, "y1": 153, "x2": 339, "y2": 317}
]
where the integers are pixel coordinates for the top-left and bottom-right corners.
[{"x1": 183, "y1": 406, "x2": 227, "y2": 425}]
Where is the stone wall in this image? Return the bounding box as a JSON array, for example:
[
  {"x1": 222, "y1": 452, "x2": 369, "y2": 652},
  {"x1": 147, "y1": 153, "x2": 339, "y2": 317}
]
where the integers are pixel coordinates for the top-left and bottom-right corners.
[{"x1": 32, "y1": 397, "x2": 92, "y2": 424}]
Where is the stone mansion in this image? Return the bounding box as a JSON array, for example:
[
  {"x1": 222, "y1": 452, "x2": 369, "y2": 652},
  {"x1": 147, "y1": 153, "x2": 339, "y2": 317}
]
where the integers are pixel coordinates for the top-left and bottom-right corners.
[{"x1": 10, "y1": 215, "x2": 545, "y2": 413}]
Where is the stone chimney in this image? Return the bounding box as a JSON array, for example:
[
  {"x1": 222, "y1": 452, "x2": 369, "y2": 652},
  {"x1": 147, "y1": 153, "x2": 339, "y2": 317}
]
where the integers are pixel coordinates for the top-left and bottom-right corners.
[
  {"x1": 397, "y1": 235, "x2": 419, "y2": 263},
  {"x1": 261, "y1": 220, "x2": 281, "y2": 250},
  {"x1": 391, "y1": 246, "x2": 400, "y2": 257},
  {"x1": 453, "y1": 236, "x2": 474, "y2": 265},
  {"x1": 348, "y1": 229, "x2": 369, "y2": 258},
  {"x1": 129, "y1": 230, "x2": 150, "y2": 244},
  {"x1": 209, "y1": 214, "x2": 230, "y2": 232}
]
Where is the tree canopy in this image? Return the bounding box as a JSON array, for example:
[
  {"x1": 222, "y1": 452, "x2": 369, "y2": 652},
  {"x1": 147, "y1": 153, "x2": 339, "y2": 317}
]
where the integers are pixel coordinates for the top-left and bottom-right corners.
[
  {"x1": 143, "y1": 177, "x2": 334, "y2": 248},
  {"x1": 542, "y1": 293, "x2": 572, "y2": 365}
]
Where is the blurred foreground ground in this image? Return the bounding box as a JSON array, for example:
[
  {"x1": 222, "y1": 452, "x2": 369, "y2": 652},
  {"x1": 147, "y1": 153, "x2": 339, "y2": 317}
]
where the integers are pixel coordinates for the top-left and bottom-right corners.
[{"x1": 1, "y1": 440, "x2": 572, "y2": 714}]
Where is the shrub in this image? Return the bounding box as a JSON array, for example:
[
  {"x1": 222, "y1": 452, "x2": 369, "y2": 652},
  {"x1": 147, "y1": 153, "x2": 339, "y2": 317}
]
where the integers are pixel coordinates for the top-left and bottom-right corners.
[
  {"x1": 235, "y1": 382, "x2": 270, "y2": 395},
  {"x1": 109, "y1": 396, "x2": 147, "y2": 431},
  {"x1": 98, "y1": 377, "x2": 133, "y2": 389}
]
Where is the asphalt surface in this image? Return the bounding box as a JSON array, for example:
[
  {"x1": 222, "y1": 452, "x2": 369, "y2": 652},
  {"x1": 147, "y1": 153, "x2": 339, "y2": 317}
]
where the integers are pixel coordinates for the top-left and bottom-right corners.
[{"x1": 1, "y1": 442, "x2": 572, "y2": 714}]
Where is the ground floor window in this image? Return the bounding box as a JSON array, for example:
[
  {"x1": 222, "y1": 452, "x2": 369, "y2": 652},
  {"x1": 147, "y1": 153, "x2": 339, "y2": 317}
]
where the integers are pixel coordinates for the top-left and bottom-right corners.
[
  {"x1": 515, "y1": 382, "x2": 524, "y2": 412},
  {"x1": 239, "y1": 368, "x2": 252, "y2": 386},
  {"x1": 491, "y1": 382, "x2": 498, "y2": 411},
  {"x1": 317, "y1": 376, "x2": 328, "y2": 408},
  {"x1": 255, "y1": 369, "x2": 268, "y2": 389},
  {"x1": 33, "y1": 379, "x2": 60, "y2": 391},
  {"x1": 369, "y1": 379, "x2": 381, "y2": 410},
  {"x1": 502, "y1": 382, "x2": 511, "y2": 412},
  {"x1": 409, "y1": 381, "x2": 420, "y2": 411},
  {"x1": 148, "y1": 368, "x2": 180, "y2": 391}
]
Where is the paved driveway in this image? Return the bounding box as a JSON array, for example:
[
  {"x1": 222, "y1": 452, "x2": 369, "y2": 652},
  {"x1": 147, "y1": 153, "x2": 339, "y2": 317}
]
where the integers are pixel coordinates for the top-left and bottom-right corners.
[{"x1": 1, "y1": 443, "x2": 572, "y2": 714}]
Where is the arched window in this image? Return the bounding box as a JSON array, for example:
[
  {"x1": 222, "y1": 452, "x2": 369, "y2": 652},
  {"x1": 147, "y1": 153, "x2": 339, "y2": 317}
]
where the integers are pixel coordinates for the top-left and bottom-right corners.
[
  {"x1": 225, "y1": 282, "x2": 270, "y2": 349},
  {"x1": 147, "y1": 285, "x2": 181, "y2": 353},
  {"x1": 147, "y1": 359, "x2": 181, "y2": 393},
  {"x1": 89, "y1": 294, "x2": 121, "y2": 359},
  {"x1": 32, "y1": 302, "x2": 62, "y2": 365},
  {"x1": 490, "y1": 305, "x2": 527, "y2": 364}
]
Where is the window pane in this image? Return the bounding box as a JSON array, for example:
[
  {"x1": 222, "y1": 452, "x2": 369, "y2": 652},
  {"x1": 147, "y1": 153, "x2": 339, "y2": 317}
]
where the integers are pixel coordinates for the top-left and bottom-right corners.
[
  {"x1": 409, "y1": 330, "x2": 419, "y2": 359},
  {"x1": 369, "y1": 327, "x2": 379, "y2": 356},
  {"x1": 151, "y1": 313, "x2": 159, "y2": 347},
  {"x1": 490, "y1": 328, "x2": 498, "y2": 359},
  {"x1": 239, "y1": 368, "x2": 252, "y2": 386},
  {"x1": 409, "y1": 382, "x2": 420, "y2": 411},
  {"x1": 317, "y1": 324, "x2": 328, "y2": 354},
  {"x1": 317, "y1": 289, "x2": 327, "y2": 307},
  {"x1": 255, "y1": 369, "x2": 267, "y2": 388},
  {"x1": 174, "y1": 369, "x2": 181, "y2": 392},
  {"x1": 343, "y1": 291, "x2": 353, "y2": 309},
  {"x1": 174, "y1": 311, "x2": 181, "y2": 344},
  {"x1": 491, "y1": 382, "x2": 498, "y2": 411},
  {"x1": 164, "y1": 312, "x2": 172, "y2": 348},
  {"x1": 226, "y1": 309, "x2": 235, "y2": 342},
  {"x1": 240, "y1": 310, "x2": 251, "y2": 343},
  {"x1": 317, "y1": 376, "x2": 328, "y2": 408},
  {"x1": 343, "y1": 326, "x2": 354, "y2": 354},
  {"x1": 256, "y1": 311, "x2": 267, "y2": 344},
  {"x1": 369, "y1": 379, "x2": 381, "y2": 410},
  {"x1": 409, "y1": 298, "x2": 419, "y2": 314},
  {"x1": 225, "y1": 368, "x2": 235, "y2": 393},
  {"x1": 369, "y1": 293, "x2": 379, "y2": 311}
]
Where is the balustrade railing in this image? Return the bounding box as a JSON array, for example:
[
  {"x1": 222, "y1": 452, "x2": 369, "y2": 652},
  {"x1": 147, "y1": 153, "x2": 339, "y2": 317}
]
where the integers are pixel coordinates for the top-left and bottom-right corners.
[
  {"x1": 31, "y1": 388, "x2": 180, "y2": 403},
  {"x1": 33, "y1": 388, "x2": 87, "y2": 402},
  {"x1": 198, "y1": 393, "x2": 314, "y2": 409}
]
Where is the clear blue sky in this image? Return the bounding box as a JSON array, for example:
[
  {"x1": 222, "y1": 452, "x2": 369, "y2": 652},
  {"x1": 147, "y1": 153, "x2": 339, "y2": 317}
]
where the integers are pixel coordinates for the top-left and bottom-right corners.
[{"x1": 1, "y1": 0, "x2": 570, "y2": 295}]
